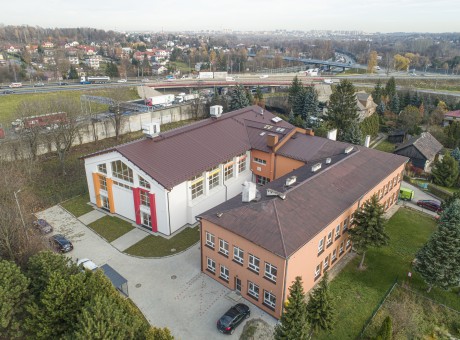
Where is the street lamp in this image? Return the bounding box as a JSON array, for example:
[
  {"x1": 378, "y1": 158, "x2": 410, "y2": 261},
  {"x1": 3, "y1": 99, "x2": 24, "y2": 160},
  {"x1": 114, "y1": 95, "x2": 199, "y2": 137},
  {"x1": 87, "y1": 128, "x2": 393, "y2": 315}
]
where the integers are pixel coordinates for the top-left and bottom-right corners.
[{"x1": 14, "y1": 189, "x2": 29, "y2": 241}]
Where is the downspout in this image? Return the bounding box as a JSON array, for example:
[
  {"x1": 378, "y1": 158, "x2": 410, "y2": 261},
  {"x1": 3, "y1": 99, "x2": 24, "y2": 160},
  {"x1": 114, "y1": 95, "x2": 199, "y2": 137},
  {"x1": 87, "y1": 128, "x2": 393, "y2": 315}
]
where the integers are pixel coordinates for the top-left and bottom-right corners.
[
  {"x1": 196, "y1": 216, "x2": 203, "y2": 272},
  {"x1": 167, "y1": 189, "x2": 172, "y2": 235},
  {"x1": 281, "y1": 256, "x2": 289, "y2": 317}
]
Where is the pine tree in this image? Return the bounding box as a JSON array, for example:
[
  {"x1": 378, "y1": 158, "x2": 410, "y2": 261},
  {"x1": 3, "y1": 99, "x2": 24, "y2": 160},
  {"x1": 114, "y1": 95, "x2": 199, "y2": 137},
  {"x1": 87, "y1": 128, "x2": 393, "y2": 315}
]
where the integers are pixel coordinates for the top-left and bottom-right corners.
[
  {"x1": 303, "y1": 87, "x2": 319, "y2": 121},
  {"x1": 288, "y1": 75, "x2": 304, "y2": 107},
  {"x1": 245, "y1": 88, "x2": 254, "y2": 105},
  {"x1": 372, "y1": 80, "x2": 383, "y2": 105},
  {"x1": 431, "y1": 153, "x2": 459, "y2": 188},
  {"x1": 274, "y1": 276, "x2": 309, "y2": 340},
  {"x1": 342, "y1": 121, "x2": 363, "y2": 145},
  {"x1": 229, "y1": 85, "x2": 250, "y2": 111},
  {"x1": 0, "y1": 260, "x2": 30, "y2": 338},
  {"x1": 288, "y1": 109, "x2": 296, "y2": 125},
  {"x1": 292, "y1": 88, "x2": 307, "y2": 118},
  {"x1": 414, "y1": 199, "x2": 460, "y2": 292},
  {"x1": 390, "y1": 93, "x2": 400, "y2": 114},
  {"x1": 375, "y1": 316, "x2": 392, "y2": 340},
  {"x1": 306, "y1": 272, "x2": 335, "y2": 338},
  {"x1": 325, "y1": 79, "x2": 359, "y2": 140},
  {"x1": 68, "y1": 65, "x2": 78, "y2": 79},
  {"x1": 451, "y1": 147, "x2": 460, "y2": 163},
  {"x1": 376, "y1": 101, "x2": 386, "y2": 115},
  {"x1": 385, "y1": 77, "x2": 396, "y2": 98},
  {"x1": 349, "y1": 195, "x2": 388, "y2": 269}
]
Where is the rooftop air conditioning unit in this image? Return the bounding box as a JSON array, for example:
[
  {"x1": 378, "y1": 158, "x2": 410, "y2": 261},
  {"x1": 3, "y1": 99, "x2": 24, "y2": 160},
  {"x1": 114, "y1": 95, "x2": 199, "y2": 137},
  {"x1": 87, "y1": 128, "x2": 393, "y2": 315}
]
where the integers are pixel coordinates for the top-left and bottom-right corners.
[
  {"x1": 344, "y1": 146, "x2": 354, "y2": 154},
  {"x1": 311, "y1": 163, "x2": 322, "y2": 172},
  {"x1": 142, "y1": 121, "x2": 161, "y2": 138},
  {"x1": 242, "y1": 181, "x2": 257, "y2": 202},
  {"x1": 285, "y1": 176, "x2": 297, "y2": 186},
  {"x1": 210, "y1": 105, "x2": 223, "y2": 118},
  {"x1": 266, "y1": 188, "x2": 286, "y2": 200},
  {"x1": 326, "y1": 158, "x2": 331, "y2": 164}
]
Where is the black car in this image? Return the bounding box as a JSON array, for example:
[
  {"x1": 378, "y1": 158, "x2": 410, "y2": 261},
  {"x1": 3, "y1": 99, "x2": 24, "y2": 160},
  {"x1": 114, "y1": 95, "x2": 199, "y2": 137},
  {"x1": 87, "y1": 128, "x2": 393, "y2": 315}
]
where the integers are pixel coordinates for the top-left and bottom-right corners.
[
  {"x1": 49, "y1": 234, "x2": 73, "y2": 253},
  {"x1": 416, "y1": 200, "x2": 442, "y2": 213},
  {"x1": 2, "y1": 90, "x2": 14, "y2": 94},
  {"x1": 33, "y1": 219, "x2": 53, "y2": 234},
  {"x1": 58, "y1": 82, "x2": 69, "y2": 86},
  {"x1": 217, "y1": 303, "x2": 250, "y2": 334}
]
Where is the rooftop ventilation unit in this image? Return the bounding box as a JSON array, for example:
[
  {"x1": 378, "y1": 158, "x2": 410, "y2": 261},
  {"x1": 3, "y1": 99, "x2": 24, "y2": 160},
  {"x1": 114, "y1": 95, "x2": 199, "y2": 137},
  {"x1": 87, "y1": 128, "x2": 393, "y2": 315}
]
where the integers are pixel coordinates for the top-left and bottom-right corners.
[
  {"x1": 242, "y1": 181, "x2": 257, "y2": 202},
  {"x1": 271, "y1": 116, "x2": 282, "y2": 124},
  {"x1": 210, "y1": 105, "x2": 223, "y2": 118},
  {"x1": 326, "y1": 158, "x2": 331, "y2": 164},
  {"x1": 142, "y1": 121, "x2": 161, "y2": 138},
  {"x1": 285, "y1": 176, "x2": 297, "y2": 186},
  {"x1": 311, "y1": 163, "x2": 322, "y2": 172},
  {"x1": 344, "y1": 146, "x2": 354, "y2": 154},
  {"x1": 266, "y1": 188, "x2": 286, "y2": 200}
]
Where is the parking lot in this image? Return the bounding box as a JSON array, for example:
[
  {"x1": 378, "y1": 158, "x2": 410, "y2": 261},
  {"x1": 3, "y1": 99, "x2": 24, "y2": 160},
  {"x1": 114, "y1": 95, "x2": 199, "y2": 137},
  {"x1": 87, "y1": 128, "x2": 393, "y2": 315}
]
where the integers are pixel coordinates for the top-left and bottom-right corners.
[{"x1": 37, "y1": 206, "x2": 277, "y2": 339}]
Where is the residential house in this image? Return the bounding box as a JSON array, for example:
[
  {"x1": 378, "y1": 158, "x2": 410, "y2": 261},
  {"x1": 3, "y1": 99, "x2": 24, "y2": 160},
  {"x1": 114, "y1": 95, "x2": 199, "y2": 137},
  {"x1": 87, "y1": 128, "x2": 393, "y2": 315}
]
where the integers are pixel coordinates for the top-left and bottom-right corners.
[
  {"x1": 387, "y1": 130, "x2": 406, "y2": 144},
  {"x1": 7, "y1": 46, "x2": 20, "y2": 53},
  {"x1": 85, "y1": 58, "x2": 100, "y2": 69},
  {"x1": 356, "y1": 91, "x2": 377, "y2": 121},
  {"x1": 152, "y1": 64, "x2": 167, "y2": 75},
  {"x1": 443, "y1": 110, "x2": 460, "y2": 126},
  {"x1": 43, "y1": 42, "x2": 54, "y2": 49},
  {"x1": 200, "y1": 140, "x2": 406, "y2": 319},
  {"x1": 393, "y1": 132, "x2": 443, "y2": 172},
  {"x1": 69, "y1": 57, "x2": 79, "y2": 65}
]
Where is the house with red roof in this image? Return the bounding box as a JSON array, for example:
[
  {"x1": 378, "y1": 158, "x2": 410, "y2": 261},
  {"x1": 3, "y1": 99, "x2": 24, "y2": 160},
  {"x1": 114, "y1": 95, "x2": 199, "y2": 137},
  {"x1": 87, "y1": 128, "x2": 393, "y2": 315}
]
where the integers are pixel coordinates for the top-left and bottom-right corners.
[{"x1": 443, "y1": 110, "x2": 460, "y2": 126}]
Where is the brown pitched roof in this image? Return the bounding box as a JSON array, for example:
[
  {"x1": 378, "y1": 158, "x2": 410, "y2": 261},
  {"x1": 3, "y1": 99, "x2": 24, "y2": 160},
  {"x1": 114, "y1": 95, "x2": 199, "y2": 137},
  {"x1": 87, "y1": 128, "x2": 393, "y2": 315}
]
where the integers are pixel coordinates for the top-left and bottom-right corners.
[
  {"x1": 84, "y1": 106, "x2": 294, "y2": 189},
  {"x1": 394, "y1": 132, "x2": 443, "y2": 161},
  {"x1": 200, "y1": 146, "x2": 408, "y2": 258}
]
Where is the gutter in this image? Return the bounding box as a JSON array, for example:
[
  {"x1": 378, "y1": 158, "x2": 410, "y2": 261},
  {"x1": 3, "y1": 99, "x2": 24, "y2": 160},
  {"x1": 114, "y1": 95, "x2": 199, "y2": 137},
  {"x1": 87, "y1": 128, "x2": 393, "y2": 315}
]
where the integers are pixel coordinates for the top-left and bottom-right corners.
[{"x1": 167, "y1": 189, "x2": 172, "y2": 235}]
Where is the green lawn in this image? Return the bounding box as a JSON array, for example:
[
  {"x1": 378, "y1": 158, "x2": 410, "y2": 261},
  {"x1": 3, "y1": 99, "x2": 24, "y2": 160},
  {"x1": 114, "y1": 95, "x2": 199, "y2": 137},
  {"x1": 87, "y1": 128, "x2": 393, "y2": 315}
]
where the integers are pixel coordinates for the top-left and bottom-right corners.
[
  {"x1": 317, "y1": 208, "x2": 459, "y2": 339},
  {"x1": 60, "y1": 195, "x2": 94, "y2": 217},
  {"x1": 374, "y1": 139, "x2": 396, "y2": 153},
  {"x1": 124, "y1": 226, "x2": 200, "y2": 257},
  {"x1": 0, "y1": 87, "x2": 139, "y2": 125},
  {"x1": 169, "y1": 61, "x2": 193, "y2": 73},
  {"x1": 88, "y1": 215, "x2": 134, "y2": 242}
]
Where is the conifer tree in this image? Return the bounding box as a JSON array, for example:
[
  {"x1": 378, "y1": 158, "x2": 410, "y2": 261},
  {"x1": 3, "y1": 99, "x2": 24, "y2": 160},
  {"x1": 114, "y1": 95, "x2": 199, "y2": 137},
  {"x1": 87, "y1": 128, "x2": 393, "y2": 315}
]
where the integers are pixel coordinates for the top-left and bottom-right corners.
[
  {"x1": 349, "y1": 195, "x2": 388, "y2": 269},
  {"x1": 375, "y1": 316, "x2": 392, "y2": 340},
  {"x1": 274, "y1": 276, "x2": 309, "y2": 340},
  {"x1": 385, "y1": 77, "x2": 396, "y2": 98},
  {"x1": 288, "y1": 75, "x2": 304, "y2": 107},
  {"x1": 390, "y1": 93, "x2": 400, "y2": 114},
  {"x1": 325, "y1": 79, "x2": 359, "y2": 140},
  {"x1": 376, "y1": 101, "x2": 386, "y2": 115},
  {"x1": 431, "y1": 153, "x2": 459, "y2": 188},
  {"x1": 342, "y1": 121, "x2": 363, "y2": 145},
  {"x1": 306, "y1": 272, "x2": 335, "y2": 338},
  {"x1": 229, "y1": 85, "x2": 250, "y2": 111},
  {"x1": 245, "y1": 88, "x2": 254, "y2": 105},
  {"x1": 414, "y1": 199, "x2": 460, "y2": 292},
  {"x1": 451, "y1": 147, "x2": 460, "y2": 163},
  {"x1": 372, "y1": 80, "x2": 383, "y2": 105}
]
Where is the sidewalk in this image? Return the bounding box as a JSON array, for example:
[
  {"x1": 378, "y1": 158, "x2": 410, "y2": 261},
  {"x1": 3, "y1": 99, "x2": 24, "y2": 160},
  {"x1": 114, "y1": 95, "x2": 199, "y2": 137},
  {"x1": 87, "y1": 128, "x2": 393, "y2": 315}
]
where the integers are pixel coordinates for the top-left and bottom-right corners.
[{"x1": 111, "y1": 228, "x2": 149, "y2": 251}]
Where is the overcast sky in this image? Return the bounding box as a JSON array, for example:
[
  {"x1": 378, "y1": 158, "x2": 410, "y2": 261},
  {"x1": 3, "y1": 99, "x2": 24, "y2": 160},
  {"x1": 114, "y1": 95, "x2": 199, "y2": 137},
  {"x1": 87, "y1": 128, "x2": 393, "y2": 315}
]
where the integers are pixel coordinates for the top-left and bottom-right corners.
[{"x1": 2, "y1": 0, "x2": 459, "y2": 33}]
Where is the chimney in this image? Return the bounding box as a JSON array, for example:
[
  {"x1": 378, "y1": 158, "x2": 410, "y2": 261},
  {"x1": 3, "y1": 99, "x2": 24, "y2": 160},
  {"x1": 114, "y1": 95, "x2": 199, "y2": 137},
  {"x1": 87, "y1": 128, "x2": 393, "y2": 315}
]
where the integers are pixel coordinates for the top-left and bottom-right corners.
[
  {"x1": 327, "y1": 129, "x2": 337, "y2": 141},
  {"x1": 266, "y1": 133, "x2": 279, "y2": 147},
  {"x1": 142, "y1": 121, "x2": 161, "y2": 138},
  {"x1": 285, "y1": 176, "x2": 297, "y2": 186},
  {"x1": 364, "y1": 135, "x2": 371, "y2": 148}
]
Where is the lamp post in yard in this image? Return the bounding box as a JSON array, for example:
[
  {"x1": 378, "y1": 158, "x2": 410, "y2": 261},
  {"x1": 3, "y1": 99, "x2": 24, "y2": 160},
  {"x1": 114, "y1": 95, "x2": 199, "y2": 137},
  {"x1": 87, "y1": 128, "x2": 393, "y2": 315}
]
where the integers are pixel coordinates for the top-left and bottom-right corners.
[{"x1": 14, "y1": 189, "x2": 29, "y2": 241}]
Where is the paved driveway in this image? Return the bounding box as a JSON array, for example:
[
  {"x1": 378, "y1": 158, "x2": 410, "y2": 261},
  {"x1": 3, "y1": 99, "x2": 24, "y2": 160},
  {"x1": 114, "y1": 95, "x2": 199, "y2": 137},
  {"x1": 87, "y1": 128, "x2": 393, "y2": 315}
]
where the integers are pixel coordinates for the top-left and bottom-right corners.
[
  {"x1": 37, "y1": 206, "x2": 277, "y2": 340},
  {"x1": 400, "y1": 181, "x2": 441, "y2": 217}
]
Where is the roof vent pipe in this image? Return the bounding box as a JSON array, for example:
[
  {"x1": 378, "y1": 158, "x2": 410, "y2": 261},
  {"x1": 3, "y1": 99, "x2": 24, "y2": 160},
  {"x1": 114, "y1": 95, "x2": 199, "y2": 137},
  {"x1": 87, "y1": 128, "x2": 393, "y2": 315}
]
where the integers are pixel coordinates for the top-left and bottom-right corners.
[
  {"x1": 364, "y1": 135, "x2": 371, "y2": 148},
  {"x1": 311, "y1": 163, "x2": 322, "y2": 172},
  {"x1": 344, "y1": 146, "x2": 354, "y2": 154},
  {"x1": 285, "y1": 176, "x2": 297, "y2": 186},
  {"x1": 326, "y1": 158, "x2": 331, "y2": 164}
]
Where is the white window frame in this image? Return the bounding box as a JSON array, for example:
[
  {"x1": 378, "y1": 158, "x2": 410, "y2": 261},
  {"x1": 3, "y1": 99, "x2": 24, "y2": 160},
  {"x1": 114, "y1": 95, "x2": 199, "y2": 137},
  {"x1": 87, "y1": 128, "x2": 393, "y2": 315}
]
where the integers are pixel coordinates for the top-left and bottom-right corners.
[
  {"x1": 238, "y1": 155, "x2": 247, "y2": 173},
  {"x1": 264, "y1": 262, "x2": 277, "y2": 282},
  {"x1": 263, "y1": 290, "x2": 276, "y2": 309},
  {"x1": 315, "y1": 264, "x2": 321, "y2": 277},
  {"x1": 140, "y1": 190, "x2": 150, "y2": 207},
  {"x1": 340, "y1": 241, "x2": 344, "y2": 254},
  {"x1": 205, "y1": 232, "x2": 215, "y2": 248},
  {"x1": 318, "y1": 238, "x2": 324, "y2": 253},
  {"x1": 219, "y1": 239, "x2": 228, "y2": 256},
  {"x1": 248, "y1": 254, "x2": 260, "y2": 273},
  {"x1": 253, "y1": 157, "x2": 267, "y2": 165},
  {"x1": 323, "y1": 256, "x2": 329, "y2": 269},
  {"x1": 220, "y1": 265, "x2": 229, "y2": 281},
  {"x1": 327, "y1": 231, "x2": 332, "y2": 245},
  {"x1": 335, "y1": 224, "x2": 341, "y2": 238},
  {"x1": 207, "y1": 257, "x2": 216, "y2": 273},
  {"x1": 99, "y1": 176, "x2": 107, "y2": 191},
  {"x1": 343, "y1": 218, "x2": 348, "y2": 231},
  {"x1": 111, "y1": 160, "x2": 133, "y2": 183},
  {"x1": 208, "y1": 167, "x2": 220, "y2": 190},
  {"x1": 332, "y1": 249, "x2": 337, "y2": 261},
  {"x1": 141, "y1": 212, "x2": 151, "y2": 228},
  {"x1": 248, "y1": 281, "x2": 259, "y2": 299},
  {"x1": 346, "y1": 239, "x2": 351, "y2": 249},
  {"x1": 233, "y1": 246, "x2": 244, "y2": 264},
  {"x1": 256, "y1": 175, "x2": 270, "y2": 185},
  {"x1": 97, "y1": 163, "x2": 107, "y2": 174},
  {"x1": 190, "y1": 176, "x2": 204, "y2": 199},
  {"x1": 139, "y1": 175, "x2": 151, "y2": 190},
  {"x1": 224, "y1": 162, "x2": 234, "y2": 181}
]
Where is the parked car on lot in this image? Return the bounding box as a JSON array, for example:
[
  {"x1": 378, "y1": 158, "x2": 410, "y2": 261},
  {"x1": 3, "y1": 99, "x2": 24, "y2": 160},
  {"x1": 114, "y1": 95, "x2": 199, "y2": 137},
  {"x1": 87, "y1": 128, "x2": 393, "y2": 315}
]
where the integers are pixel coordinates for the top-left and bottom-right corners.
[
  {"x1": 416, "y1": 200, "x2": 442, "y2": 213},
  {"x1": 117, "y1": 79, "x2": 127, "y2": 83},
  {"x1": 33, "y1": 219, "x2": 53, "y2": 234},
  {"x1": 217, "y1": 303, "x2": 250, "y2": 334},
  {"x1": 49, "y1": 234, "x2": 73, "y2": 253},
  {"x1": 77, "y1": 258, "x2": 98, "y2": 271},
  {"x1": 34, "y1": 82, "x2": 45, "y2": 87}
]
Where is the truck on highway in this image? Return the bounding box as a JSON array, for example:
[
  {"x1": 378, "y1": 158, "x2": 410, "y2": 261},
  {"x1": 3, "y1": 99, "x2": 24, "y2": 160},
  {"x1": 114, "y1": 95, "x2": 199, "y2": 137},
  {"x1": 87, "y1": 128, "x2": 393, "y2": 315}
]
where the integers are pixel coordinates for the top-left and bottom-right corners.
[
  {"x1": 174, "y1": 93, "x2": 199, "y2": 103},
  {"x1": 80, "y1": 76, "x2": 111, "y2": 84},
  {"x1": 146, "y1": 94, "x2": 175, "y2": 107}
]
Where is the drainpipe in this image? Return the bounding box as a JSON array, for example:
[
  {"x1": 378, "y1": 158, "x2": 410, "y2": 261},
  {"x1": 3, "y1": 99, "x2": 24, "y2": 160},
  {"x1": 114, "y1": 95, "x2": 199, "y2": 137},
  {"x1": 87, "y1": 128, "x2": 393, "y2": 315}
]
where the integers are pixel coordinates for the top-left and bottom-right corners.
[
  {"x1": 196, "y1": 216, "x2": 203, "y2": 272},
  {"x1": 167, "y1": 189, "x2": 172, "y2": 235},
  {"x1": 281, "y1": 257, "x2": 289, "y2": 317}
]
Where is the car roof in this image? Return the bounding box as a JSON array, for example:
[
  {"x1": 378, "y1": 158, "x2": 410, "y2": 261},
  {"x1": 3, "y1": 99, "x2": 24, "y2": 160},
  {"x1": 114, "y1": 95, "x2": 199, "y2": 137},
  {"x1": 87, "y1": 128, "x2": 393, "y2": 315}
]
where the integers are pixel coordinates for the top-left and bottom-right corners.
[{"x1": 52, "y1": 234, "x2": 70, "y2": 243}]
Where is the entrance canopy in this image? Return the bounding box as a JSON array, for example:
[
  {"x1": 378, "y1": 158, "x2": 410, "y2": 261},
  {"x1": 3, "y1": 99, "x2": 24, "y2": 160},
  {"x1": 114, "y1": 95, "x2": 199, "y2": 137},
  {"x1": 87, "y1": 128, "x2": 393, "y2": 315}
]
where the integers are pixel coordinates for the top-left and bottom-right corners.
[{"x1": 100, "y1": 264, "x2": 129, "y2": 296}]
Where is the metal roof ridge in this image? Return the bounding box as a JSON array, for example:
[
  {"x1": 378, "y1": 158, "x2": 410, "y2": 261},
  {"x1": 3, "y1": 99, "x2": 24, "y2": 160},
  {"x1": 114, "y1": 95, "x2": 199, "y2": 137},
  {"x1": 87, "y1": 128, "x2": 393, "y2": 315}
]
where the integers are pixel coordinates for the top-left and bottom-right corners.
[{"x1": 273, "y1": 201, "x2": 288, "y2": 258}]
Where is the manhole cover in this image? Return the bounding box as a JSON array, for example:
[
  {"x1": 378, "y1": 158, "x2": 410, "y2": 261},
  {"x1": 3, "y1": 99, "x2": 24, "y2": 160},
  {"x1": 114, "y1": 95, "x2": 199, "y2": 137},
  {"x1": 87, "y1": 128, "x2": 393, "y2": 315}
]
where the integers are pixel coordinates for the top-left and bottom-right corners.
[
  {"x1": 171, "y1": 275, "x2": 177, "y2": 280},
  {"x1": 135, "y1": 283, "x2": 142, "y2": 288},
  {"x1": 171, "y1": 248, "x2": 176, "y2": 252}
]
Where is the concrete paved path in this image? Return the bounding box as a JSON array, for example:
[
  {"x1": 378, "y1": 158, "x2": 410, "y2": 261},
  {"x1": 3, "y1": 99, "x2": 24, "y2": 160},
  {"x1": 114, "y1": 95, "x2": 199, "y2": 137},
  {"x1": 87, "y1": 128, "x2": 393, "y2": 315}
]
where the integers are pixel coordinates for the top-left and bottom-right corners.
[
  {"x1": 111, "y1": 228, "x2": 149, "y2": 251},
  {"x1": 78, "y1": 210, "x2": 106, "y2": 225},
  {"x1": 400, "y1": 181, "x2": 440, "y2": 217}
]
